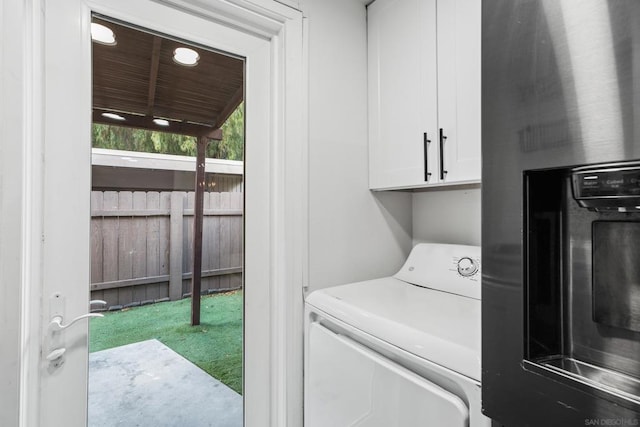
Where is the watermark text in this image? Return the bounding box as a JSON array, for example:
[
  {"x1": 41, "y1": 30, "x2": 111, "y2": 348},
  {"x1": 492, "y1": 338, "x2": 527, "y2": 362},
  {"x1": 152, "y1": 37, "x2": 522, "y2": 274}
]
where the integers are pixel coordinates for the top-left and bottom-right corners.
[{"x1": 585, "y1": 419, "x2": 639, "y2": 426}]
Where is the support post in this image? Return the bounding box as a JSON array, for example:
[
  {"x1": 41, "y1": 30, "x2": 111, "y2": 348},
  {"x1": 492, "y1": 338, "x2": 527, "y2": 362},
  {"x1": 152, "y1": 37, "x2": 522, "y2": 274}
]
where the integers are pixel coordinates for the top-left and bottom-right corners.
[
  {"x1": 169, "y1": 192, "x2": 184, "y2": 301},
  {"x1": 191, "y1": 136, "x2": 208, "y2": 325}
]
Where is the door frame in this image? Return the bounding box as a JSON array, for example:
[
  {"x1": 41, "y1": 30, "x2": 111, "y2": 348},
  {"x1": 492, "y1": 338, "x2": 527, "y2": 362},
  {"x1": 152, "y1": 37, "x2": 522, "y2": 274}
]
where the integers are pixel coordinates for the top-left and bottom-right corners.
[{"x1": 1, "y1": 0, "x2": 306, "y2": 426}]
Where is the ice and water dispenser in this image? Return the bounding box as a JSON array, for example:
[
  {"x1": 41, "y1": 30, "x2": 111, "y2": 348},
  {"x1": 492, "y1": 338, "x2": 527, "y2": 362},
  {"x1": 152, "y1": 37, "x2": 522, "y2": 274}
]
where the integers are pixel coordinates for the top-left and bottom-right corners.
[{"x1": 525, "y1": 161, "x2": 640, "y2": 410}]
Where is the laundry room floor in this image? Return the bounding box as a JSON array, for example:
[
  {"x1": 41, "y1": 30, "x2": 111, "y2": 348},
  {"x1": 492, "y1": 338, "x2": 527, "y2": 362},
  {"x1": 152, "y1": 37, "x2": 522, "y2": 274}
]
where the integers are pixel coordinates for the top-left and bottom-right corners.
[{"x1": 88, "y1": 339, "x2": 242, "y2": 427}]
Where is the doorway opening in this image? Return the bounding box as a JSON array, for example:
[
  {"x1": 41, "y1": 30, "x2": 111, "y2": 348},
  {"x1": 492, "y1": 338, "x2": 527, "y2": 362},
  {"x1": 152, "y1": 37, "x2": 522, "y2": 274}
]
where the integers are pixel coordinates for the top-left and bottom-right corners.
[{"x1": 87, "y1": 16, "x2": 245, "y2": 426}]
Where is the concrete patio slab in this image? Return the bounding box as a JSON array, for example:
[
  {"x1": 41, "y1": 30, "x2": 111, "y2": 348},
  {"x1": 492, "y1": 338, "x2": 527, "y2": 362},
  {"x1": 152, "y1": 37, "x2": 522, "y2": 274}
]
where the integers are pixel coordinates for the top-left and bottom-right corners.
[{"x1": 88, "y1": 339, "x2": 242, "y2": 427}]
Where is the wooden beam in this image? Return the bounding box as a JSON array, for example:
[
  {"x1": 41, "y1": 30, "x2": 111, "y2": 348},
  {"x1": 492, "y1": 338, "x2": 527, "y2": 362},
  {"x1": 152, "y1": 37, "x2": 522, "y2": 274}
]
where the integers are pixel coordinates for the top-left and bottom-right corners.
[
  {"x1": 214, "y1": 84, "x2": 244, "y2": 129},
  {"x1": 90, "y1": 208, "x2": 242, "y2": 218},
  {"x1": 91, "y1": 209, "x2": 170, "y2": 217},
  {"x1": 184, "y1": 208, "x2": 242, "y2": 216},
  {"x1": 191, "y1": 136, "x2": 208, "y2": 325},
  {"x1": 93, "y1": 110, "x2": 216, "y2": 138},
  {"x1": 202, "y1": 127, "x2": 223, "y2": 140},
  {"x1": 146, "y1": 36, "x2": 162, "y2": 116},
  {"x1": 90, "y1": 267, "x2": 243, "y2": 292}
]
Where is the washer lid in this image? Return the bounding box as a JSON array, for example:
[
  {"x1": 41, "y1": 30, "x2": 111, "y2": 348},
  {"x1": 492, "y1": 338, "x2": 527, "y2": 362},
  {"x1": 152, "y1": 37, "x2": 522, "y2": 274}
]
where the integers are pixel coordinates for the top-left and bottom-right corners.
[
  {"x1": 306, "y1": 277, "x2": 481, "y2": 381},
  {"x1": 394, "y1": 243, "x2": 481, "y2": 300}
]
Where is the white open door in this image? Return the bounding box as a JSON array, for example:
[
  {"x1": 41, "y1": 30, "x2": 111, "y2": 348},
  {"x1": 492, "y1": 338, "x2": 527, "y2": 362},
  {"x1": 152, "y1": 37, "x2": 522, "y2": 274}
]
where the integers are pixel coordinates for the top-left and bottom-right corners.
[
  {"x1": 40, "y1": 1, "x2": 93, "y2": 424},
  {"x1": 36, "y1": 0, "x2": 305, "y2": 426}
]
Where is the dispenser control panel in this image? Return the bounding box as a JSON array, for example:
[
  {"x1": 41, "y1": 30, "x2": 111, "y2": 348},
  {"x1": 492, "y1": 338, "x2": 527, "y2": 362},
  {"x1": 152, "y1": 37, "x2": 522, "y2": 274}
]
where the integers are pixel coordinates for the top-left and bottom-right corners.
[{"x1": 572, "y1": 162, "x2": 640, "y2": 210}]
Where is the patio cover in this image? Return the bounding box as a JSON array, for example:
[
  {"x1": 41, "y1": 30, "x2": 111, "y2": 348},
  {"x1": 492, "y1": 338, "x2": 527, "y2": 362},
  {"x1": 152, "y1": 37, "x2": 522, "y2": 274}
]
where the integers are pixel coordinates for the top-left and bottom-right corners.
[{"x1": 92, "y1": 16, "x2": 244, "y2": 138}]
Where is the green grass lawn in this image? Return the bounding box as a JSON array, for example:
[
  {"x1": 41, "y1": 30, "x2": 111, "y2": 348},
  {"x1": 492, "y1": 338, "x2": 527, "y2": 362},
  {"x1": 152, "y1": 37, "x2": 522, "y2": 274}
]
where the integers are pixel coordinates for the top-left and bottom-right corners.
[{"x1": 90, "y1": 290, "x2": 243, "y2": 394}]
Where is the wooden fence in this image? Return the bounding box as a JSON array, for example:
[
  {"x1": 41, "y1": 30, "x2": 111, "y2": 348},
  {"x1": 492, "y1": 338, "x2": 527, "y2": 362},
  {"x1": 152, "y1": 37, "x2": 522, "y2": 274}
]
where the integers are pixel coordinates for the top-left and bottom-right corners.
[{"x1": 90, "y1": 191, "x2": 243, "y2": 309}]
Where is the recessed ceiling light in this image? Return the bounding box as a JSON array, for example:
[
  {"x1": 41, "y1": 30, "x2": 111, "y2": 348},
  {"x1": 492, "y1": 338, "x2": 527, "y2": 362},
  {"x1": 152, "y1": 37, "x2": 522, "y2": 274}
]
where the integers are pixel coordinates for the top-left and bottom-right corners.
[
  {"x1": 173, "y1": 47, "x2": 199, "y2": 66},
  {"x1": 91, "y1": 23, "x2": 117, "y2": 46},
  {"x1": 101, "y1": 112, "x2": 125, "y2": 121},
  {"x1": 153, "y1": 118, "x2": 170, "y2": 126}
]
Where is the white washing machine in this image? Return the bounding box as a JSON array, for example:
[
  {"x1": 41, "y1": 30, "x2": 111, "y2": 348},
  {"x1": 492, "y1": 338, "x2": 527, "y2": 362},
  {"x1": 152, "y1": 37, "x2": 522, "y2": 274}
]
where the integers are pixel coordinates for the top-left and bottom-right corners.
[{"x1": 304, "y1": 243, "x2": 491, "y2": 427}]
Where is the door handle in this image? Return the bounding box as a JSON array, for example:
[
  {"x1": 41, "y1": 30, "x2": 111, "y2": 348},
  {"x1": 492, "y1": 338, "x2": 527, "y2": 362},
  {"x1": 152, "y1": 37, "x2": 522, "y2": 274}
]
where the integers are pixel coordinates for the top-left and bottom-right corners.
[
  {"x1": 46, "y1": 293, "x2": 105, "y2": 367},
  {"x1": 46, "y1": 313, "x2": 103, "y2": 367},
  {"x1": 439, "y1": 128, "x2": 448, "y2": 180},
  {"x1": 423, "y1": 132, "x2": 432, "y2": 181},
  {"x1": 49, "y1": 313, "x2": 104, "y2": 331},
  {"x1": 47, "y1": 293, "x2": 106, "y2": 331}
]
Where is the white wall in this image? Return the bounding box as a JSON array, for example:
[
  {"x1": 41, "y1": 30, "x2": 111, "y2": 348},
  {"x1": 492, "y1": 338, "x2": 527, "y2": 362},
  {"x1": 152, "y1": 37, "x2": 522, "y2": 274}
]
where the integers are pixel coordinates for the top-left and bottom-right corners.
[
  {"x1": 303, "y1": 0, "x2": 413, "y2": 292},
  {"x1": 412, "y1": 187, "x2": 481, "y2": 247}
]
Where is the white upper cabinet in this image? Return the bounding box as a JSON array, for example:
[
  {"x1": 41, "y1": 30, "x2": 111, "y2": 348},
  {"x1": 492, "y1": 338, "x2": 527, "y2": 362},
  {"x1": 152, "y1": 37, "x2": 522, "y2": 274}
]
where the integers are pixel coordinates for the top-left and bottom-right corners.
[
  {"x1": 436, "y1": 0, "x2": 482, "y2": 184},
  {"x1": 368, "y1": 0, "x2": 481, "y2": 190},
  {"x1": 368, "y1": 0, "x2": 438, "y2": 190}
]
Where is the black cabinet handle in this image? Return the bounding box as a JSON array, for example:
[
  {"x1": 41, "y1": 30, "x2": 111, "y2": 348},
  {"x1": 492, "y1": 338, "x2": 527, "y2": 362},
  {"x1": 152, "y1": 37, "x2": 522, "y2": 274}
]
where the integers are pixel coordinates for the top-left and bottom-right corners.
[
  {"x1": 423, "y1": 132, "x2": 432, "y2": 181},
  {"x1": 439, "y1": 128, "x2": 448, "y2": 180}
]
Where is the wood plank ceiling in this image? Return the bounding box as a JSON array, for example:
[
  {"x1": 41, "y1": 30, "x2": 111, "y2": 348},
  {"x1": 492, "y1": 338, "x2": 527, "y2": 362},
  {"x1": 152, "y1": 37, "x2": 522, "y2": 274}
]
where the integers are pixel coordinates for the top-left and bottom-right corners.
[{"x1": 92, "y1": 17, "x2": 244, "y2": 138}]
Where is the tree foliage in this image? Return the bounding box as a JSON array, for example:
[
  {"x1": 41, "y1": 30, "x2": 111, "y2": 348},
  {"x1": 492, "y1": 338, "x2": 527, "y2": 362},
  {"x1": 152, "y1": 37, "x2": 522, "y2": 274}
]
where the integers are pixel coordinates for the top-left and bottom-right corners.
[
  {"x1": 92, "y1": 103, "x2": 245, "y2": 160},
  {"x1": 210, "y1": 101, "x2": 244, "y2": 160}
]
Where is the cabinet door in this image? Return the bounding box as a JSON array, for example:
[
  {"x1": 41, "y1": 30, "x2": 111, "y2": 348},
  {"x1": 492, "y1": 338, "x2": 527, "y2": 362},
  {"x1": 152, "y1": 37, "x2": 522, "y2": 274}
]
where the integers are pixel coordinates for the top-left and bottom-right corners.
[
  {"x1": 368, "y1": 0, "x2": 438, "y2": 190},
  {"x1": 436, "y1": 0, "x2": 482, "y2": 183}
]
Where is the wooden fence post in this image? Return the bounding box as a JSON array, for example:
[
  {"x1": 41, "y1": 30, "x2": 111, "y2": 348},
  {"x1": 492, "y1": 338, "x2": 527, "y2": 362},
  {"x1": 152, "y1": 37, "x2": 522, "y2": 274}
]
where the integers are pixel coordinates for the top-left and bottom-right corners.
[{"x1": 169, "y1": 192, "x2": 184, "y2": 301}]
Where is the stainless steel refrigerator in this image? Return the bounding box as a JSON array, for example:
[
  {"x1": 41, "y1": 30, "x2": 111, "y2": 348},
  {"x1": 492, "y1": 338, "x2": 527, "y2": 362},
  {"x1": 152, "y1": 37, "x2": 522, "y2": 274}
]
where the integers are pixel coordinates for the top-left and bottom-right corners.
[{"x1": 482, "y1": 1, "x2": 640, "y2": 425}]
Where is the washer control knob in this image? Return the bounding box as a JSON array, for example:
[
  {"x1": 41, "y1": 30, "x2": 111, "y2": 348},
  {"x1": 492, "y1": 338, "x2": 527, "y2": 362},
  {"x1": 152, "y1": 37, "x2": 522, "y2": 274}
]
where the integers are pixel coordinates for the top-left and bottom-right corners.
[{"x1": 457, "y1": 257, "x2": 479, "y2": 277}]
